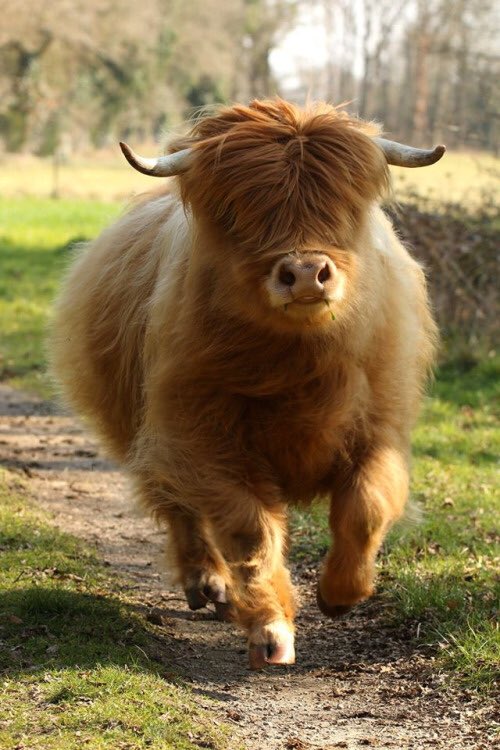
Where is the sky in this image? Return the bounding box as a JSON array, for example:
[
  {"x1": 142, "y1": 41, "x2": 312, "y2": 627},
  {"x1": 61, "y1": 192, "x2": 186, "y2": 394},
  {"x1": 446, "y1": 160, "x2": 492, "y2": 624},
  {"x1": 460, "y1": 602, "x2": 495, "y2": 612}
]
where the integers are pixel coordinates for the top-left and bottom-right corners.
[
  {"x1": 270, "y1": 5, "x2": 328, "y2": 90},
  {"x1": 269, "y1": 2, "x2": 365, "y2": 99}
]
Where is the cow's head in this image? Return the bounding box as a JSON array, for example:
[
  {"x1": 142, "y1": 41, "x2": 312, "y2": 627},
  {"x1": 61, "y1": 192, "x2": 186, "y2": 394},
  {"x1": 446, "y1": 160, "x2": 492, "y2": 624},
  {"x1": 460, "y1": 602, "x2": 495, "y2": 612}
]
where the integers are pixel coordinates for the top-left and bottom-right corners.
[{"x1": 121, "y1": 99, "x2": 444, "y2": 332}]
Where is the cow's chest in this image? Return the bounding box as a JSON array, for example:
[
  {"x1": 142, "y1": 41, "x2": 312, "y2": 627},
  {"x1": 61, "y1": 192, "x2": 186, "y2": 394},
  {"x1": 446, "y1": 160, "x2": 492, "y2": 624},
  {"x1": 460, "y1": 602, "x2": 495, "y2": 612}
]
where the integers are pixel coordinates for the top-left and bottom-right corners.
[{"x1": 242, "y1": 369, "x2": 367, "y2": 500}]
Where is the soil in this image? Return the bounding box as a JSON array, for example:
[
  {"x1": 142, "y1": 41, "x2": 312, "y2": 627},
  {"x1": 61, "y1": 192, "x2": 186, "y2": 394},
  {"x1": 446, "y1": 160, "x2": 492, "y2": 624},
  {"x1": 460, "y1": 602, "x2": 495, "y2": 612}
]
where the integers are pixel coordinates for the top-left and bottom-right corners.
[{"x1": 0, "y1": 383, "x2": 497, "y2": 750}]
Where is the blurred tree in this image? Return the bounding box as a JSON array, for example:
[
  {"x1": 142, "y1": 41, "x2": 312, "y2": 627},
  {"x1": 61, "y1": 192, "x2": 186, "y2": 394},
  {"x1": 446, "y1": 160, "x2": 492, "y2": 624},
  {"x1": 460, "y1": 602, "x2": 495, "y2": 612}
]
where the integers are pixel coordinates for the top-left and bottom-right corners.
[
  {"x1": 163, "y1": 0, "x2": 243, "y2": 118},
  {"x1": 0, "y1": 0, "x2": 172, "y2": 151},
  {"x1": 292, "y1": 0, "x2": 499, "y2": 150},
  {"x1": 0, "y1": 0, "x2": 497, "y2": 152},
  {"x1": 0, "y1": 19, "x2": 52, "y2": 150},
  {"x1": 229, "y1": 0, "x2": 298, "y2": 101},
  {"x1": 0, "y1": 0, "x2": 299, "y2": 150}
]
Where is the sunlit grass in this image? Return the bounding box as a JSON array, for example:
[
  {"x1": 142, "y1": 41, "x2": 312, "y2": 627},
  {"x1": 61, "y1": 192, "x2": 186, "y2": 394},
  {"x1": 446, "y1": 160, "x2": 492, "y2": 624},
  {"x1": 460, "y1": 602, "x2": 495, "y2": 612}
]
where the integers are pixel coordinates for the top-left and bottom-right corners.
[
  {"x1": 0, "y1": 149, "x2": 162, "y2": 201},
  {"x1": 0, "y1": 198, "x2": 121, "y2": 396},
  {"x1": 291, "y1": 356, "x2": 500, "y2": 692},
  {"x1": 390, "y1": 150, "x2": 500, "y2": 207},
  {"x1": 0, "y1": 470, "x2": 235, "y2": 750},
  {"x1": 0, "y1": 149, "x2": 498, "y2": 205},
  {"x1": 0, "y1": 150, "x2": 154, "y2": 201},
  {"x1": 384, "y1": 358, "x2": 499, "y2": 690}
]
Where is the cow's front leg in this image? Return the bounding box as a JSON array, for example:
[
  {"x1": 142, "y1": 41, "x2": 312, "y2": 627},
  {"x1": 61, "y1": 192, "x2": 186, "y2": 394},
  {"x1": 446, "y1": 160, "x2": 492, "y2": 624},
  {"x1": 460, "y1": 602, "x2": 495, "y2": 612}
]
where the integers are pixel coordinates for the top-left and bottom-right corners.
[
  {"x1": 318, "y1": 444, "x2": 409, "y2": 616},
  {"x1": 212, "y1": 501, "x2": 296, "y2": 669}
]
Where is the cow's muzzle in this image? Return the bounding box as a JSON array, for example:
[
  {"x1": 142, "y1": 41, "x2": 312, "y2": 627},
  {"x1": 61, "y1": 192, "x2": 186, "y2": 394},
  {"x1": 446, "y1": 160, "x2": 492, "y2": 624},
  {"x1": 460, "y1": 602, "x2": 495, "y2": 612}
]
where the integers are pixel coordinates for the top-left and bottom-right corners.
[{"x1": 267, "y1": 253, "x2": 337, "y2": 307}]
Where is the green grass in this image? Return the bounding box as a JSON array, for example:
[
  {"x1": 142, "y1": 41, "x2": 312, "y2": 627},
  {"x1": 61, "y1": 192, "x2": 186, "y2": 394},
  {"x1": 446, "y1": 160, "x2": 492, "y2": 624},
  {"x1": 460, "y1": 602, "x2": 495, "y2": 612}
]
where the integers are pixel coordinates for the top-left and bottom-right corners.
[
  {"x1": 384, "y1": 357, "x2": 499, "y2": 691},
  {"x1": 291, "y1": 356, "x2": 500, "y2": 692},
  {"x1": 0, "y1": 471, "x2": 235, "y2": 750},
  {"x1": 0, "y1": 197, "x2": 121, "y2": 396}
]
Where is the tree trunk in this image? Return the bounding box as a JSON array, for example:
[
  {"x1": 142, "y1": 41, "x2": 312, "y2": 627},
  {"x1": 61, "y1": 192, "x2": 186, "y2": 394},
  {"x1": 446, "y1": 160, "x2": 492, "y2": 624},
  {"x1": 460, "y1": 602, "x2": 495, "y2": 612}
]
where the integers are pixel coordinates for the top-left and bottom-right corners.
[
  {"x1": 358, "y1": 0, "x2": 373, "y2": 117},
  {"x1": 413, "y1": 26, "x2": 430, "y2": 145}
]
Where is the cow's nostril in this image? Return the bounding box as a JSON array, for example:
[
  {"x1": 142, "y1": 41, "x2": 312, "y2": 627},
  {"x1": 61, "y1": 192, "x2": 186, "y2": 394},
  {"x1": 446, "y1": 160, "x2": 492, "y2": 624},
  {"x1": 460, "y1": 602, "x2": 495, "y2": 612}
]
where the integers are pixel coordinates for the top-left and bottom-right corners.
[
  {"x1": 317, "y1": 264, "x2": 331, "y2": 284},
  {"x1": 279, "y1": 267, "x2": 296, "y2": 287}
]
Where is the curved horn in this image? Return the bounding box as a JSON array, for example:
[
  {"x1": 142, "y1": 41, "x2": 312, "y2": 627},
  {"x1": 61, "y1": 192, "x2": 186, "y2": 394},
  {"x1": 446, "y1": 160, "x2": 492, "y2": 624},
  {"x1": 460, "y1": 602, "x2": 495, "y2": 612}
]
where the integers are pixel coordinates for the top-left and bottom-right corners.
[
  {"x1": 374, "y1": 137, "x2": 446, "y2": 167},
  {"x1": 119, "y1": 142, "x2": 193, "y2": 176}
]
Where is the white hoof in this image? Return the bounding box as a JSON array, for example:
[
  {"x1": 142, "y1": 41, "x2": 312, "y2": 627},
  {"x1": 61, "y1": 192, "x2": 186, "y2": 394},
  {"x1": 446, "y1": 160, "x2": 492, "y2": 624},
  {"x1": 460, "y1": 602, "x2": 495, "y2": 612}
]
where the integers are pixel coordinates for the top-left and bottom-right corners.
[{"x1": 248, "y1": 620, "x2": 295, "y2": 669}]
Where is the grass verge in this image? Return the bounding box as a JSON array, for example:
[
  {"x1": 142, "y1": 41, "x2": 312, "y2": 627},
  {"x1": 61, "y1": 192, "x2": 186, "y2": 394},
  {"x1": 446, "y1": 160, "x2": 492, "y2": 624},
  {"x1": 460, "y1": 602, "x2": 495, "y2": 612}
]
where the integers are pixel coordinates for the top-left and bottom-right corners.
[
  {"x1": 0, "y1": 470, "x2": 235, "y2": 750},
  {"x1": 291, "y1": 355, "x2": 499, "y2": 693},
  {"x1": 0, "y1": 197, "x2": 121, "y2": 396}
]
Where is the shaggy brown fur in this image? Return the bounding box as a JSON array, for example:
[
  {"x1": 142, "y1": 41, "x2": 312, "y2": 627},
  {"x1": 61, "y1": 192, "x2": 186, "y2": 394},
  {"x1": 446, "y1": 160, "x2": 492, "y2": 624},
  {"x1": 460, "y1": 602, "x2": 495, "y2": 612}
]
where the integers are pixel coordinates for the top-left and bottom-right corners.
[
  {"x1": 51, "y1": 99, "x2": 437, "y2": 668},
  {"x1": 174, "y1": 98, "x2": 389, "y2": 252}
]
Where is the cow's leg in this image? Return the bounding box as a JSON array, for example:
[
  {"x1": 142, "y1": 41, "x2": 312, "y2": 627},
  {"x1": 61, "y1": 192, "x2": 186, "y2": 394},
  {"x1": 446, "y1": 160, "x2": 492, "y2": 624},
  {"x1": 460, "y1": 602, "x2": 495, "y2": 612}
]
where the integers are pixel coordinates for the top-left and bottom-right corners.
[
  {"x1": 163, "y1": 506, "x2": 233, "y2": 620},
  {"x1": 317, "y1": 444, "x2": 408, "y2": 616},
  {"x1": 138, "y1": 481, "x2": 233, "y2": 619},
  {"x1": 211, "y1": 501, "x2": 296, "y2": 669}
]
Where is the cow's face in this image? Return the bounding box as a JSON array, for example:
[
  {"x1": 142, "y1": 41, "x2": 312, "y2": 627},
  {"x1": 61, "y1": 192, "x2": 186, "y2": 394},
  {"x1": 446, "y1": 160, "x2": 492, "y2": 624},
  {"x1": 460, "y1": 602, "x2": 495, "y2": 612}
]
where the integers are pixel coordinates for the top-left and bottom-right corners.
[
  {"x1": 178, "y1": 106, "x2": 387, "y2": 331},
  {"x1": 175, "y1": 100, "x2": 388, "y2": 330},
  {"x1": 199, "y1": 228, "x2": 357, "y2": 333}
]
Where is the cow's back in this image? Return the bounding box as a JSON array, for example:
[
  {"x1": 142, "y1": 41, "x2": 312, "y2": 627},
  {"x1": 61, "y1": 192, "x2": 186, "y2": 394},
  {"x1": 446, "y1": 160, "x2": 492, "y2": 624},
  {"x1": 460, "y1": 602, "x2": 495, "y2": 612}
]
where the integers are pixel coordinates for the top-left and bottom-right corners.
[{"x1": 51, "y1": 190, "x2": 184, "y2": 461}]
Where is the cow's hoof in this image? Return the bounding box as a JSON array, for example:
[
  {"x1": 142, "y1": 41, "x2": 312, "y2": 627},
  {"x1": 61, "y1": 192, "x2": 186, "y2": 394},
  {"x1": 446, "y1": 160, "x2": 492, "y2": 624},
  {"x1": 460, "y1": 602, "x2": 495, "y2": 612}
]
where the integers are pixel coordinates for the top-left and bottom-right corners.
[
  {"x1": 316, "y1": 585, "x2": 353, "y2": 619},
  {"x1": 248, "y1": 621, "x2": 295, "y2": 669},
  {"x1": 214, "y1": 601, "x2": 235, "y2": 622},
  {"x1": 185, "y1": 572, "x2": 228, "y2": 611}
]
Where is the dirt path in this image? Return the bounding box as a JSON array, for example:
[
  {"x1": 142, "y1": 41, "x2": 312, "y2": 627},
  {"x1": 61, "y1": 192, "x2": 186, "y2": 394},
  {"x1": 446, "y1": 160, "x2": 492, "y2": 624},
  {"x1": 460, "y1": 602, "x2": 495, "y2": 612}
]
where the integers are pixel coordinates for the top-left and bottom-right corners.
[{"x1": 0, "y1": 383, "x2": 496, "y2": 750}]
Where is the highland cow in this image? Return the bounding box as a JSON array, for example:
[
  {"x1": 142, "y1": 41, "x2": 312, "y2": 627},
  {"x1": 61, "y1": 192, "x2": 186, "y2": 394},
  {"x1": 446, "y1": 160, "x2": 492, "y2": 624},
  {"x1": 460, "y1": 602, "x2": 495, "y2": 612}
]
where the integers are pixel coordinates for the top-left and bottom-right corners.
[{"x1": 51, "y1": 99, "x2": 442, "y2": 668}]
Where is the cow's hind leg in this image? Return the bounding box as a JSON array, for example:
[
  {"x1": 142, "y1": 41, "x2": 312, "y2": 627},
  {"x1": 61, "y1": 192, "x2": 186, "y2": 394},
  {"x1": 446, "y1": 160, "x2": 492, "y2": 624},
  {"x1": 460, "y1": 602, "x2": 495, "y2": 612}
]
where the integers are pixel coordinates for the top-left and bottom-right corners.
[
  {"x1": 138, "y1": 483, "x2": 233, "y2": 620},
  {"x1": 211, "y1": 501, "x2": 296, "y2": 669},
  {"x1": 318, "y1": 444, "x2": 408, "y2": 616},
  {"x1": 166, "y1": 507, "x2": 233, "y2": 620}
]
